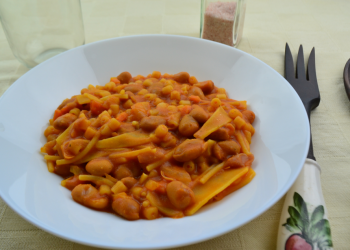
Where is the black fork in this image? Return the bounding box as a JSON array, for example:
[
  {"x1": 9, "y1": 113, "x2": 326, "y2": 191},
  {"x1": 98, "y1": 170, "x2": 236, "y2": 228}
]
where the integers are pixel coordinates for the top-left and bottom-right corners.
[{"x1": 285, "y1": 43, "x2": 321, "y2": 161}]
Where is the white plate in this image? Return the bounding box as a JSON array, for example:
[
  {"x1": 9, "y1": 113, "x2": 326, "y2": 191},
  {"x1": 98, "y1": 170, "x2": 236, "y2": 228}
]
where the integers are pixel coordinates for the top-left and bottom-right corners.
[{"x1": 0, "y1": 35, "x2": 309, "y2": 249}]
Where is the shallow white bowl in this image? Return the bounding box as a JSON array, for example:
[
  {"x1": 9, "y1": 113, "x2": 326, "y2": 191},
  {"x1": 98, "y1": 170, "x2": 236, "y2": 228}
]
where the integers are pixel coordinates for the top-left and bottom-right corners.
[{"x1": 0, "y1": 35, "x2": 309, "y2": 249}]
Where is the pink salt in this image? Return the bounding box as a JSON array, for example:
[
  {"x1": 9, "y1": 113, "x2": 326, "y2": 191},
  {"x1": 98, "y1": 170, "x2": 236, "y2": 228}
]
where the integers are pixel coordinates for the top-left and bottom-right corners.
[{"x1": 202, "y1": 1, "x2": 237, "y2": 46}]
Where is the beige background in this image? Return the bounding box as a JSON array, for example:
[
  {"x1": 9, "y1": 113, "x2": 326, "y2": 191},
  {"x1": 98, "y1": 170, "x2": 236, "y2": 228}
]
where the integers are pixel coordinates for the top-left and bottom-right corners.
[{"x1": 1, "y1": 0, "x2": 350, "y2": 249}]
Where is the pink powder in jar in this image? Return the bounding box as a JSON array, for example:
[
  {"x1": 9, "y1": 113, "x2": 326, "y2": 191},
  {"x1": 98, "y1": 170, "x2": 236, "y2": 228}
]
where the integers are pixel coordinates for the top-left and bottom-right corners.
[{"x1": 202, "y1": 1, "x2": 237, "y2": 46}]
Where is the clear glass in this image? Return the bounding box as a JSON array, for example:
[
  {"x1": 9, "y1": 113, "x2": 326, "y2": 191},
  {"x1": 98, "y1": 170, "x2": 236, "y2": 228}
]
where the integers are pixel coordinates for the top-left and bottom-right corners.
[
  {"x1": 0, "y1": 0, "x2": 85, "y2": 68},
  {"x1": 200, "y1": 0, "x2": 246, "y2": 47}
]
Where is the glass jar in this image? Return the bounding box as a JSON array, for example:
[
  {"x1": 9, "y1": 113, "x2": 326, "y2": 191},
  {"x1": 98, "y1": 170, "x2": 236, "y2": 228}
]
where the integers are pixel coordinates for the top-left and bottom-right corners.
[
  {"x1": 200, "y1": 0, "x2": 246, "y2": 47},
  {"x1": 0, "y1": 0, "x2": 85, "y2": 68}
]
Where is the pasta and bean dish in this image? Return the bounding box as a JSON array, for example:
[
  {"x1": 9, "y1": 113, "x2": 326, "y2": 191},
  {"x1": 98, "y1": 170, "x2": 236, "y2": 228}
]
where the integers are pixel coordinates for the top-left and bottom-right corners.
[{"x1": 41, "y1": 71, "x2": 256, "y2": 220}]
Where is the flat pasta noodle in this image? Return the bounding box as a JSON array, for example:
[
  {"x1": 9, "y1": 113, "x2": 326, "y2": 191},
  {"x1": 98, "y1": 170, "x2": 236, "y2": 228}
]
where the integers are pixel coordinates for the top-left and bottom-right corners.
[
  {"x1": 214, "y1": 168, "x2": 256, "y2": 201},
  {"x1": 56, "y1": 131, "x2": 100, "y2": 165},
  {"x1": 146, "y1": 149, "x2": 175, "y2": 172},
  {"x1": 235, "y1": 130, "x2": 251, "y2": 155},
  {"x1": 55, "y1": 122, "x2": 74, "y2": 157},
  {"x1": 194, "y1": 106, "x2": 232, "y2": 139},
  {"x1": 78, "y1": 175, "x2": 115, "y2": 187},
  {"x1": 44, "y1": 155, "x2": 62, "y2": 161},
  {"x1": 146, "y1": 192, "x2": 184, "y2": 218},
  {"x1": 199, "y1": 162, "x2": 225, "y2": 184},
  {"x1": 96, "y1": 131, "x2": 151, "y2": 149},
  {"x1": 46, "y1": 161, "x2": 55, "y2": 173},
  {"x1": 74, "y1": 148, "x2": 127, "y2": 165},
  {"x1": 109, "y1": 147, "x2": 153, "y2": 159},
  {"x1": 185, "y1": 167, "x2": 249, "y2": 216}
]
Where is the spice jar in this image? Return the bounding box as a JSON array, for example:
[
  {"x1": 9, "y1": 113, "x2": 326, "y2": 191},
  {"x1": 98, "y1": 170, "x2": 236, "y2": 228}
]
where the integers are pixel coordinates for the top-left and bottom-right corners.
[{"x1": 200, "y1": 0, "x2": 246, "y2": 47}]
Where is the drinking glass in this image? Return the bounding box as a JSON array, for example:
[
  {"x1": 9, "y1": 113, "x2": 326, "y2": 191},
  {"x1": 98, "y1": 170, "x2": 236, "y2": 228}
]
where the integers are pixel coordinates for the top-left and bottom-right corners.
[
  {"x1": 0, "y1": 0, "x2": 85, "y2": 68},
  {"x1": 200, "y1": 0, "x2": 246, "y2": 47}
]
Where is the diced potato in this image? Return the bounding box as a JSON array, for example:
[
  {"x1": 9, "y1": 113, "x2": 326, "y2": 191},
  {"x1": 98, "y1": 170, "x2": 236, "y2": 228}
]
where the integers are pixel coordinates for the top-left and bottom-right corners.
[
  {"x1": 111, "y1": 181, "x2": 128, "y2": 194},
  {"x1": 76, "y1": 94, "x2": 91, "y2": 104}
]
